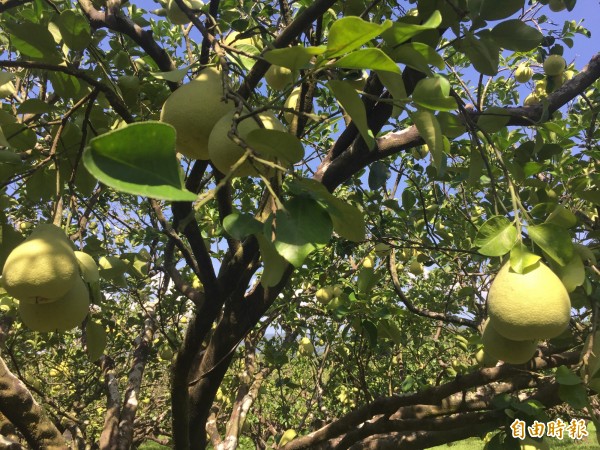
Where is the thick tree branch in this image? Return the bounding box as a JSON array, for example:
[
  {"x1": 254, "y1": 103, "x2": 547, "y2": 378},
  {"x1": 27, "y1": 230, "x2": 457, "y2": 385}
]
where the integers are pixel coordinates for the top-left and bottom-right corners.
[
  {"x1": 99, "y1": 356, "x2": 121, "y2": 450},
  {"x1": 0, "y1": 357, "x2": 67, "y2": 449}
]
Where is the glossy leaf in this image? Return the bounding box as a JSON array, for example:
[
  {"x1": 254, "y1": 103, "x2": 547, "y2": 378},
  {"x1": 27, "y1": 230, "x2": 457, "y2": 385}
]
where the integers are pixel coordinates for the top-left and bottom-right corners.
[
  {"x1": 83, "y1": 122, "x2": 197, "y2": 201},
  {"x1": 325, "y1": 17, "x2": 392, "y2": 58},
  {"x1": 412, "y1": 76, "x2": 457, "y2": 111},
  {"x1": 390, "y1": 42, "x2": 444, "y2": 73},
  {"x1": 509, "y1": 243, "x2": 541, "y2": 274},
  {"x1": 459, "y1": 33, "x2": 499, "y2": 76},
  {"x1": 411, "y1": 109, "x2": 444, "y2": 173},
  {"x1": 381, "y1": 11, "x2": 442, "y2": 46},
  {"x1": 263, "y1": 46, "x2": 325, "y2": 71},
  {"x1": 333, "y1": 48, "x2": 400, "y2": 73},
  {"x1": 328, "y1": 80, "x2": 375, "y2": 149},
  {"x1": 474, "y1": 216, "x2": 518, "y2": 256}
]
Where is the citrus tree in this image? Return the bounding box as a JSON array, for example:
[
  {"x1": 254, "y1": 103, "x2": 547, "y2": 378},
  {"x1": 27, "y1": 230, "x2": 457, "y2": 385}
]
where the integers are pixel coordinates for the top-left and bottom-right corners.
[{"x1": 0, "y1": 0, "x2": 599, "y2": 449}]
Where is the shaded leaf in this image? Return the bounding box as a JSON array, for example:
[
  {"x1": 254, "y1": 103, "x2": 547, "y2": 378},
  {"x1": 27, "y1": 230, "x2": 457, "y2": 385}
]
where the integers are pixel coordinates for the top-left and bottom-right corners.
[
  {"x1": 528, "y1": 223, "x2": 574, "y2": 266},
  {"x1": 246, "y1": 129, "x2": 304, "y2": 164},
  {"x1": 490, "y1": 20, "x2": 544, "y2": 52},
  {"x1": 263, "y1": 46, "x2": 325, "y2": 71},
  {"x1": 412, "y1": 76, "x2": 457, "y2": 111},
  {"x1": 479, "y1": 0, "x2": 524, "y2": 20},
  {"x1": 328, "y1": 80, "x2": 375, "y2": 149},
  {"x1": 55, "y1": 10, "x2": 92, "y2": 51},
  {"x1": 256, "y1": 232, "x2": 288, "y2": 287},
  {"x1": 223, "y1": 212, "x2": 263, "y2": 240},
  {"x1": 411, "y1": 109, "x2": 444, "y2": 173},
  {"x1": 381, "y1": 11, "x2": 442, "y2": 46}
]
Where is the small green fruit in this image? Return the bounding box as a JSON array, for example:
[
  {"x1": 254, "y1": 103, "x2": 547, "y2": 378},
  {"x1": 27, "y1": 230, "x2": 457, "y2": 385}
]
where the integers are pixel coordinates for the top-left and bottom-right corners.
[
  {"x1": 514, "y1": 64, "x2": 533, "y2": 83},
  {"x1": 265, "y1": 65, "x2": 294, "y2": 91},
  {"x1": 548, "y1": 0, "x2": 566, "y2": 12},
  {"x1": 543, "y1": 55, "x2": 566, "y2": 77}
]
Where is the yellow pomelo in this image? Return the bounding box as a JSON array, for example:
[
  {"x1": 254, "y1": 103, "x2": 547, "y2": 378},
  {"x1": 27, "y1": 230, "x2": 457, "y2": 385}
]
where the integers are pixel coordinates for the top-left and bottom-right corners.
[
  {"x1": 474, "y1": 348, "x2": 497, "y2": 368},
  {"x1": 74, "y1": 251, "x2": 99, "y2": 283},
  {"x1": 279, "y1": 429, "x2": 297, "y2": 447},
  {"x1": 543, "y1": 55, "x2": 566, "y2": 77},
  {"x1": 265, "y1": 65, "x2": 294, "y2": 91},
  {"x1": 208, "y1": 110, "x2": 285, "y2": 177},
  {"x1": 481, "y1": 319, "x2": 538, "y2": 364},
  {"x1": 487, "y1": 262, "x2": 571, "y2": 341},
  {"x1": 514, "y1": 64, "x2": 533, "y2": 83},
  {"x1": 298, "y1": 337, "x2": 314, "y2": 356},
  {"x1": 18, "y1": 277, "x2": 90, "y2": 332},
  {"x1": 160, "y1": 67, "x2": 234, "y2": 160},
  {"x1": 284, "y1": 86, "x2": 302, "y2": 124},
  {"x1": 2, "y1": 224, "x2": 78, "y2": 303},
  {"x1": 520, "y1": 437, "x2": 550, "y2": 450},
  {"x1": 166, "y1": 0, "x2": 203, "y2": 25},
  {"x1": 524, "y1": 93, "x2": 541, "y2": 106},
  {"x1": 315, "y1": 286, "x2": 335, "y2": 304}
]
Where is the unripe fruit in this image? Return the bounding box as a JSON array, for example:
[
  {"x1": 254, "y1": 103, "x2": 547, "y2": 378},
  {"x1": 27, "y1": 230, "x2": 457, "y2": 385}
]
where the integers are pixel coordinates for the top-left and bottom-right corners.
[
  {"x1": 299, "y1": 337, "x2": 314, "y2": 356},
  {"x1": 166, "y1": 0, "x2": 203, "y2": 25},
  {"x1": 411, "y1": 145, "x2": 429, "y2": 160},
  {"x1": 408, "y1": 260, "x2": 423, "y2": 275},
  {"x1": 284, "y1": 86, "x2": 302, "y2": 124},
  {"x1": 19, "y1": 277, "x2": 90, "y2": 332},
  {"x1": 487, "y1": 262, "x2": 571, "y2": 341},
  {"x1": 160, "y1": 67, "x2": 234, "y2": 160},
  {"x1": 208, "y1": 110, "x2": 286, "y2": 177},
  {"x1": 315, "y1": 286, "x2": 334, "y2": 304},
  {"x1": 2, "y1": 224, "x2": 79, "y2": 303},
  {"x1": 524, "y1": 93, "x2": 541, "y2": 106},
  {"x1": 265, "y1": 65, "x2": 294, "y2": 91},
  {"x1": 543, "y1": 55, "x2": 566, "y2": 77},
  {"x1": 481, "y1": 320, "x2": 538, "y2": 364},
  {"x1": 374, "y1": 243, "x2": 391, "y2": 256},
  {"x1": 514, "y1": 64, "x2": 533, "y2": 83},
  {"x1": 74, "y1": 251, "x2": 99, "y2": 283},
  {"x1": 362, "y1": 255, "x2": 375, "y2": 269}
]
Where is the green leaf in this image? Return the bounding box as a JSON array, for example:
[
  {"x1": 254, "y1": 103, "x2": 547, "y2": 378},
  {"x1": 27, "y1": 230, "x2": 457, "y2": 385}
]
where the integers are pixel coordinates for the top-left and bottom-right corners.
[
  {"x1": 368, "y1": 161, "x2": 390, "y2": 190},
  {"x1": 256, "y1": 232, "x2": 288, "y2": 288},
  {"x1": 223, "y1": 212, "x2": 262, "y2": 240},
  {"x1": 263, "y1": 46, "x2": 325, "y2": 71},
  {"x1": 325, "y1": 17, "x2": 392, "y2": 58},
  {"x1": 82, "y1": 122, "x2": 197, "y2": 201},
  {"x1": 274, "y1": 196, "x2": 333, "y2": 267},
  {"x1": 556, "y1": 254, "x2": 585, "y2": 293},
  {"x1": 528, "y1": 223, "x2": 574, "y2": 266},
  {"x1": 459, "y1": 33, "x2": 499, "y2": 76},
  {"x1": 5, "y1": 22, "x2": 61, "y2": 62},
  {"x1": 490, "y1": 20, "x2": 544, "y2": 52},
  {"x1": 474, "y1": 216, "x2": 518, "y2": 256},
  {"x1": 477, "y1": 107, "x2": 511, "y2": 133},
  {"x1": 558, "y1": 383, "x2": 588, "y2": 410},
  {"x1": 289, "y1": 178, "x2": 365, "y2": 242},
  {"x1": 412, "y1": 76, "x2": 457, "y2": 111},
  {"x1": 411, "y1": 109, "x2": 444, "y2": 173},
  {"x1": 389, "y1": 42, "x2": 444, "y2": 73},
  {"x1": 86, "y1": 320, "x2": 107, "y2": 362},
  {"x1": 328, "y1": 80, "x2": 375, "y2": 149},
  {"x1": 479, "y1": 0, "x2": 524, "y2": 20},
  {"x1": 556, "y1": 366, "x2": 583, "y2": 386},
  {"x1": 509, "y1": 243, "x2": 541, "y2": 274},
  {"x1": 333, "y1": 48, "x2": 400, "y2": 73},
  {"x1": 17, "y1": 99, "x2": 54, "y2": 115},
  {"x1": 437, "y1": 112, "x2": 466, "y2": 139},
  {"x1": 546, "y1": 205, "x2": 577, "y2": 229},
  {"x1": 577, "y1": 190, "x2": 600, "y2": 205},
  {"x1": 376, "y1": 70, "x2": 408, "y2": 116},
  {"x1": 381, "y1": 10, "x2": 442, "y2": 46},
  {"x1": 246, "y1": 129, "x2": 304, "y2": 164},
  {"x1": 55, "y1": 10, "x2": 92, "y2": 51}
]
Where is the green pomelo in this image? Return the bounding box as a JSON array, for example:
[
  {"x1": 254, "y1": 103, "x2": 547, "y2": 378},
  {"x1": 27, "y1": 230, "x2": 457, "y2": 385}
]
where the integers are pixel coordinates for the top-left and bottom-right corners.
[
  {"x1": 514, "y1": 64, "x2": 533, "y2": 83},
  {"x1": 543, "y1": 55, "x2": 566, "y2": 77},
  {"x1": 18, "y1": 277, "x2": 90, "y2": 332},
  {"x1": 160, "y1": 67, "x2": 234, "y2": 160},
  {"x1": 481, "y1": 319, "x2": 538, "y2": 364},
  {"x1": 166, "y1": 0, "x2": 203, "y2": 25},
  {"x1": 208, "y1": 110, "x2": 285, "y2": 177},
  {"x1": 475, "y1": 348, "x2": 498, "y2": 368},
  {"x1": 487, "y1": 262, "x2": 571, "y2": 340},
  {"x1": 2, "y1": 224, "x2": 78, "y2": 303},
  {"x1": 86, "y1": 320, "x2": 107, "y2": 361},
  {"x1": 284, "y1": 86, "x2": 302, "y2": 124},
  {"x1": 265, "y1": 65, "x2": 294, "y2": 91},
  {"x1": 75, "y1": 251, "x2": 100, "y2": 283}
]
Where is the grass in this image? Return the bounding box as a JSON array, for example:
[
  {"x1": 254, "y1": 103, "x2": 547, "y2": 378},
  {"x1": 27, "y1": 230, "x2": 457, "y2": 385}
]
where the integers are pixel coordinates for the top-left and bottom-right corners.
[{"x1": 428, "y1": 422, "x2": 599, "y2": 449}]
